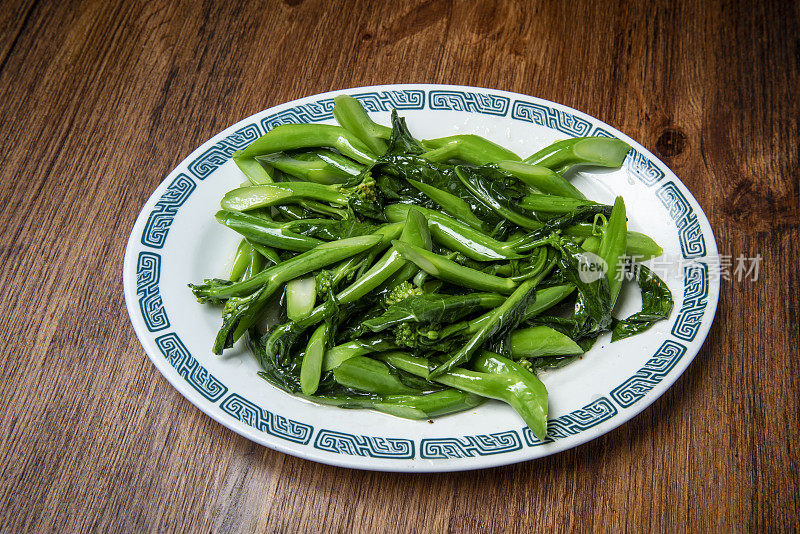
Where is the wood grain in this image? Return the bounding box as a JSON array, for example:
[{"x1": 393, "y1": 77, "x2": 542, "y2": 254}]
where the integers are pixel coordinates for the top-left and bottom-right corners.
[{"x1": 0, "y1": 0, "x2": 796, "y2": 531}]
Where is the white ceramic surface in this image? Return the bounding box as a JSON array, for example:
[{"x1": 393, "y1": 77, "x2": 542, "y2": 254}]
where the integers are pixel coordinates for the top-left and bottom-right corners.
[{"x1": 123, "y1": 84, "x2": 719, "y2": 472}]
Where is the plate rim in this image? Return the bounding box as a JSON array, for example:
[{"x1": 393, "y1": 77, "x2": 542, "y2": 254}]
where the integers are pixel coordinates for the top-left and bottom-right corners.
[{"x1": 123, "y1": 83, "x2": 720, "y2": 472}]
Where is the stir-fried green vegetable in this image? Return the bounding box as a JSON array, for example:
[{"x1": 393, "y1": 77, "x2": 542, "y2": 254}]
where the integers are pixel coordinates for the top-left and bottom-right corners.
[{"x1": 189, "y1": 97, "x2": 673, "y2": 438}]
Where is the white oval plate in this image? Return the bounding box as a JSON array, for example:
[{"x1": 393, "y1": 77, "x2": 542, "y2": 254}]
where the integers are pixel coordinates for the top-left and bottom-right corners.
[{"x1": 123, "y1": 84, "x2": 719, "y2": 472}]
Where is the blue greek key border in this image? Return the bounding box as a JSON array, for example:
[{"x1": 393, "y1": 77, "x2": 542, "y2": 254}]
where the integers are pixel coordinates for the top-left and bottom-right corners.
[
  {"x1": 141, "y1": 174, "x2": 195, "y2": 249},
  {"x1": 421, "y1": 431, "x2": 522, "y2": 459},
  {"x1": 136, "y1": 252, "x2": 168, "y2": 332},
  {"x1": 188, "y1": 124, "x2": 262, "y2": 181},
  {"x1": 610, "y1": 340, "x2": 687, "y2": 408},
  {"x1": 314, "y1": 429, "x2": 414, "y2": 459},
  {"x1": 220, "y1": 394, "x2": 313, "y2": 445},
  {"x1": 155, "y1": 333, "x2": 228, "y2": 402},
  {"x1": 523, "y1": 397, "x2": 619, "y2": 446},
  {"x1": 592, "y1": 127, "x2": 665, "y2": 186},
  {"x1": 132, "y1": 88, "x2": 713, "y2": 462},
  {"x1": 512, "y1": 100, "x2": 593, "y2": 136},
  {"x1": 655, "y1": 182, "x2": 707, "y2": 259},
  {"x1": 429, "y1": 90, "x2": 510, "y2": 116},
  {"x1": 260, "y1": 90, "x2": 426, "y2": 131},
  {"x1": 672, "y1": 262, "x2": 709, "y2": 342}
]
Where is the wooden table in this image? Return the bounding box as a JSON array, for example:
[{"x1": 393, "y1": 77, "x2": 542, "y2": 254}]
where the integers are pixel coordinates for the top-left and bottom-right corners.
[{"x1": 1, "y1": 0, "x2": 797, "y2": 531}]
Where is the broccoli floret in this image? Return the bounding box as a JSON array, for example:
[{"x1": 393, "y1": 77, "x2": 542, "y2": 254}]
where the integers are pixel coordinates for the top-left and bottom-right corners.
[
  {"x1": 383, "y1": 281, "x2": 424, "y2": 308},
  {"x1": 341, "y1": 173, "x2": 378, "y2": 204},
  {"x1": 355, "y1": 174, "x2": 378, "y2": 203},
  {"x1": 339, "y1": 173, "x2": 384, "y2": 219},
  {"x1": 393, "y1": 322, "x2": 439, "y2": 348},
  {"x1": 315, "y1": 270, "x2": 333, "y2": 294},
  {"x1": 394, "y1": 323, "x2": 416, "y2": 347}
]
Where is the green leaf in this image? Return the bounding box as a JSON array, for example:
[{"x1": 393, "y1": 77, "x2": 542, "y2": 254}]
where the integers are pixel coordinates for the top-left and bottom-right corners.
[
  {"x1": 510, "y1": 204, "x2": 613, "y2": 251},
  {"x1": 385, "y1": 111, "x2": 425, "y2": 156},
  {"x1": 611, "y1": 264, "x2": 673, "y2": 341},
  {"x1": 282, "y1": 218, "x2": 379, "y2": 241},
  {"x1": 363, "y1": 293, "x2": 504, "y2": 332},
  {"x1": 455, "y1": 166, "x2": 543, "y2": 230},
  {"x1": 251, "y1": 329, "x2": 304, "y2": 394},
  {"x1": 551, "y1": 238, "x2": 613, "y2": 339}
]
